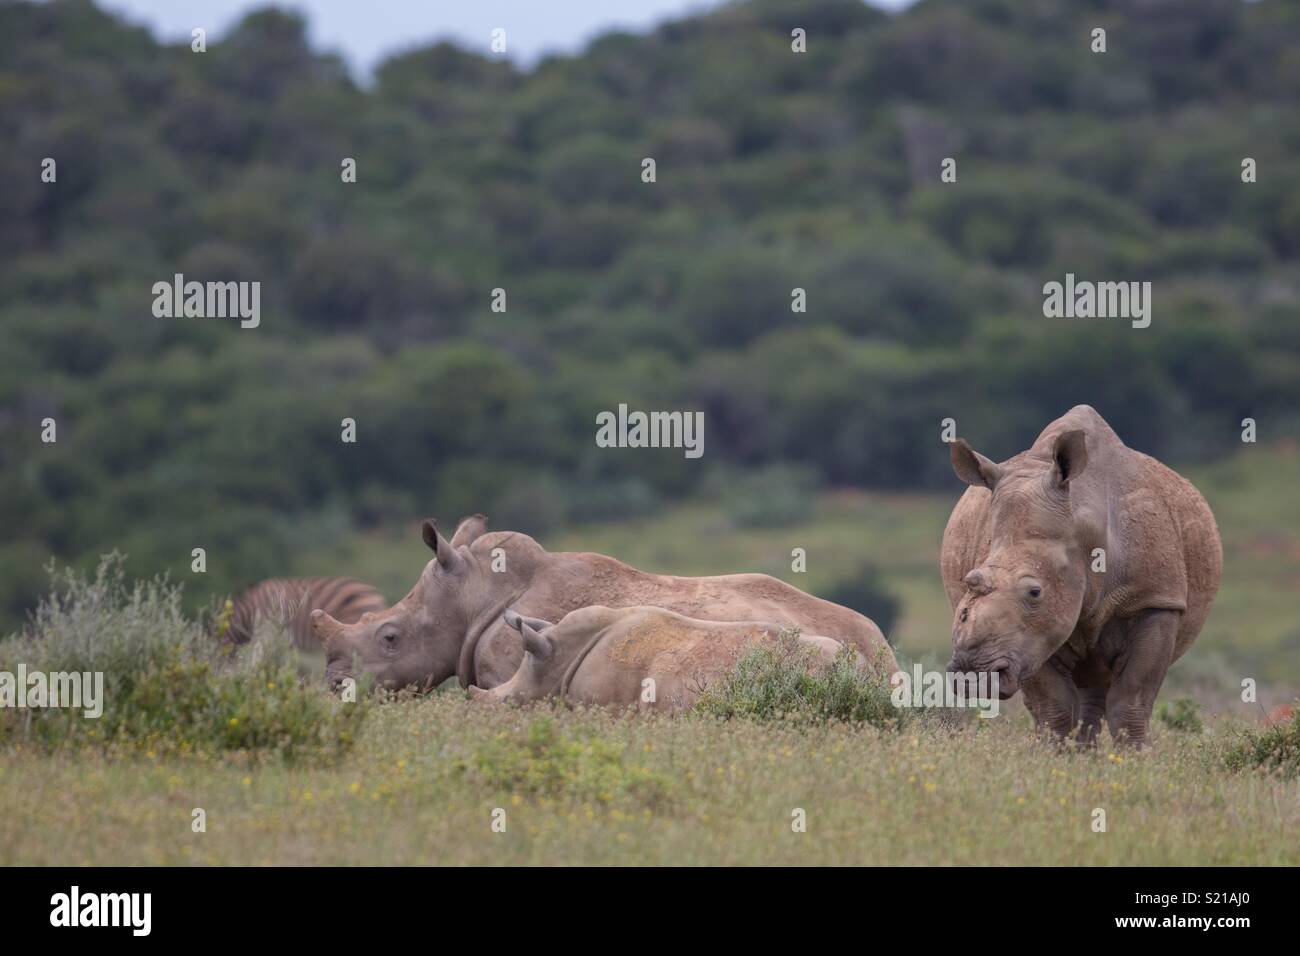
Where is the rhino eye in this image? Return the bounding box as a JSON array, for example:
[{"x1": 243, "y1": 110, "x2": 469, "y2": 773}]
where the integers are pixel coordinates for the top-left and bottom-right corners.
[{"x1": 1027, "y1": 585, "x2": 1042, "y2": 600}]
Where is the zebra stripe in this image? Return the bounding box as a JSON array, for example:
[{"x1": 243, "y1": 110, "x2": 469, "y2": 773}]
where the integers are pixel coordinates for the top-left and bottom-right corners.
[{"x1": 221, "y1": 577, "x2": 386, "y2": 650}]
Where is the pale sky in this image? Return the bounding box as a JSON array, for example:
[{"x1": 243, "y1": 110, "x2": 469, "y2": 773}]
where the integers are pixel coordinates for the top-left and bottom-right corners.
[{"x1": 95, "y1": 0, "x2": 915, "y2": 76}]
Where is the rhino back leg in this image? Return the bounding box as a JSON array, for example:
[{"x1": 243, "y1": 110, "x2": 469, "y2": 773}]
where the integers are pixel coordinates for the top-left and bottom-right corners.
[{"x1": 1104, "y1": 609, "x2": 1180, "y2": 748}]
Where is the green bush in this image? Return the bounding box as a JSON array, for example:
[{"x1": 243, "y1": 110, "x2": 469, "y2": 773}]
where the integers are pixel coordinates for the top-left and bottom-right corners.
[
  {"x1": 463, "y1": 717, "x2": 673, "y2": 807},
  {"x1": 1157, "y1": 697, "x2": 1204, "y2": 734},
  {"x1": 692, "y1": 630, "x2": 901, "y2": 728},
  {"x1": 0, "y1": 555, "x2": 367, "y2": 762},
  {"x1": 1225, "y1": 707, "x2": 1300, "y2": 778}
]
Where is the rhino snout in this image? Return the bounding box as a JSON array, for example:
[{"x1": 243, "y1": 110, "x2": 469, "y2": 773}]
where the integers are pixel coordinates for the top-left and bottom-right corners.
[
  {"x1": 946, "y1": 654, "x2": 1018, "y2": 700},
  {"x1": 324, "y1": 655, "x2": 354, "y2": 693}
]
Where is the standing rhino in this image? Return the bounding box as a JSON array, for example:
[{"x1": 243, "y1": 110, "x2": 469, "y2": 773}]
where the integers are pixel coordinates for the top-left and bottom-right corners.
[
  {"x1": 311, "y1": 516, "x2": 896, "y2": 692},
  {"x1": 941, "y1": 405, "x2": 1222, "y2": 747},
  {"x1": 468, "y1": 606, "x2": 860, "y2": 711}
]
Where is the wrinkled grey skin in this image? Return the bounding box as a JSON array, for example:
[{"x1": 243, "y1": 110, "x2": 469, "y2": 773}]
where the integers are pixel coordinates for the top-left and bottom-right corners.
[
  {"x1": 312, "y1": 515, "x2": 896, "y2": 693},
  {"x1": 468, "y1": 606, "x2": 851, "y2": 712},
  {"x1": 941, "y1": 405, "x2": 1222, "y2": 747}
]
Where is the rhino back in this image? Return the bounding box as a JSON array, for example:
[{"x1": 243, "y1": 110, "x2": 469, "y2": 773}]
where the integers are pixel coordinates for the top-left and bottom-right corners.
[
  {"x1": 568, "y1": 612, "x2": 823, "y2": 711},
  {"x1": 555, "y1": 558, "x2": 893, "y2": 665},
  {"x1": 476, "y1": 551, "x2": 895, "y2": 685}
]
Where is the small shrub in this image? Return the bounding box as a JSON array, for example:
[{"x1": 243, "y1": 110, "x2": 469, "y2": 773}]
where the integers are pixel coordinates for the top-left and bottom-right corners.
[
  {"x1": 692, "y1": 630, "x2": 901, "y2": 728},
  {"x1": 0, "y1": 555, "x2": 367, "y2": 762},
  {"x1": 1225, "y1": 707, "x2": 1300, "y2": 778},
  {"x1": 464, "y1": 717, "x2": 673, "y2": 807},
  {"x1": 1157, "y1": 697, "x2": 1204, "y2": 734}
]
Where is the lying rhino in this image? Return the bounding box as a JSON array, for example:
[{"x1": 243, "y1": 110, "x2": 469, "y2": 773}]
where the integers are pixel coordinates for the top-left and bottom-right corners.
[
  {"x1": 469, "y1": 606, "x2": 855, "y2": 711},
  {"x1": 942, "y1": 405, "x2": 1222, "y2": 746},
  {"x1": 311, "y1": 516, "x2": 896, "y2": 691}
]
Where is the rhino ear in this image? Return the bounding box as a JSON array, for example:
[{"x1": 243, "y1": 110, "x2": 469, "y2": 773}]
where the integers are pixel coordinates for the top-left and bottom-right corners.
[
  {"x1": 951, "y1": 438, "x2": 1003, "y2": 491},
  {"x1": 1051, "y1": 429, "x2": 1088, "y2": 487},
  {"x1": 505, "y1": 609, "x2": 554, "y2": 634},
  {"x1": 518, "y1": 621, "x2": 554, "y2": 660},
  {"x1": 422, "y1": 519, "x2": 459, "y2": 570},
  {"x1": 450, "y1": 514, "x2": 488, "y2": 549}
]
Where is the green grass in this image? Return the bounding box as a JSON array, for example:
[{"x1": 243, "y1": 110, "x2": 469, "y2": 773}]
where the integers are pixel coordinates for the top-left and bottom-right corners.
[{"x1": 2, "y1": 697, "x2": 1297, "y2": 865}]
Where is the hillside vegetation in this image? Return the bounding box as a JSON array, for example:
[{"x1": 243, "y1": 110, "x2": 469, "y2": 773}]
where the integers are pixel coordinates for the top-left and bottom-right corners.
[{"x1": 3, "y1": 0, "x2": 1299, "y2": 629}]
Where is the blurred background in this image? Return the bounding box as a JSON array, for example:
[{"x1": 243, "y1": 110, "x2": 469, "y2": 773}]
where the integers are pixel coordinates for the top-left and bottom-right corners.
[{"x1": 1, "y1": 0, "x2": 1297, "y2": 695}]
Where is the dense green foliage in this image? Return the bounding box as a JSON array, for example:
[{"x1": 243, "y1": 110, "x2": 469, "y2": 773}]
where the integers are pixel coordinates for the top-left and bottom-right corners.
[
  {"x1": 2, "y1": 0, "x2": 1298, "y2": 627},
  {"x1": 1157, "y1": 696, "x2": 1205, "y2": 734},
  {"x1": 0, "y1": 555, "x2": 369, "y2": 760},
  {"x1": 1224, "y1": 706, "x2": 1300, "y2": 777},
  {"x1": 692, "y1": 630, "x2": 901, "y2": 726}
]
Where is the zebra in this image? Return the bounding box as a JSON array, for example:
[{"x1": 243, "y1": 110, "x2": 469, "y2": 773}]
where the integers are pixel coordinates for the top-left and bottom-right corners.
[{"x1": 215, "y1": 577, "x2": 386, "y2": 650}]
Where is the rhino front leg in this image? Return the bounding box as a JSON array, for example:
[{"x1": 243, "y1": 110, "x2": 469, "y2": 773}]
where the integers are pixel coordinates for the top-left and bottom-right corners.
[
  {"x1": 1076, "y1": 686, "x2": 1108, "y2": 747},
  {"x1": 1105, "y1": 609, "x2": 1180, "y2": 748},
  {"x1": 1021, "y1": 657, "x2": 1079, "y2": 742},
  {"x1": 1071, "y1": 653, "x2": 1113, "y2": 748}
]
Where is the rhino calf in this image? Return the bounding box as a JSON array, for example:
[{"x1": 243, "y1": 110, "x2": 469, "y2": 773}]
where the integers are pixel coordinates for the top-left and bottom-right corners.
[
  {"x1": 941, "y1": 405, "x2": 1222, "y2": 747},
  {"x1": 468, "y1": 606, "x2": 859, "y2": 712}
]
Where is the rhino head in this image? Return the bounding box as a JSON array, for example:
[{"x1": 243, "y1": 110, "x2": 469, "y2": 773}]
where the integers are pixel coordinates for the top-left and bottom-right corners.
[
  {"x1": 467, "y1": 609, "x2": 560, "y2": 704},
  {"x1": 946, "y1": 429, "x2": 1092, "y2": 699},
  {"x1": 311, "y1": 514, "x2": 504, "y2": 692}
]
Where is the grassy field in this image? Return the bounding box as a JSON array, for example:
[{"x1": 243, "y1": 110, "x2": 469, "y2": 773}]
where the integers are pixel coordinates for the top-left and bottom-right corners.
[
  {"x1": 3, "y1": 444, "x2": 1295, "y2": 867},
  {"x1": 2, "y1": 698, "x2": 1296, "y2": 866}
]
